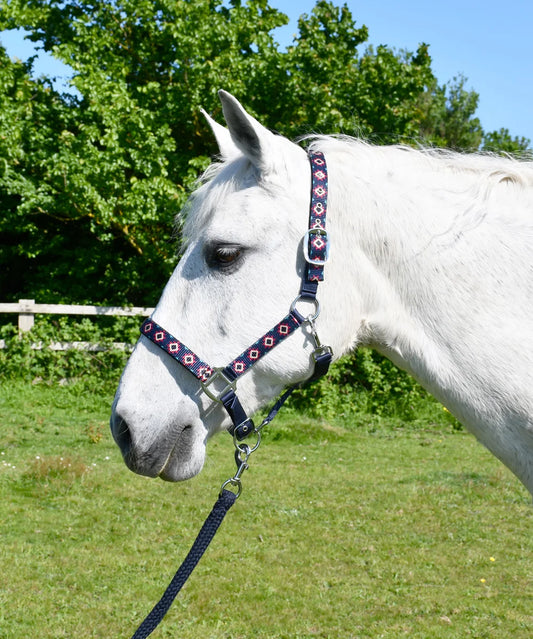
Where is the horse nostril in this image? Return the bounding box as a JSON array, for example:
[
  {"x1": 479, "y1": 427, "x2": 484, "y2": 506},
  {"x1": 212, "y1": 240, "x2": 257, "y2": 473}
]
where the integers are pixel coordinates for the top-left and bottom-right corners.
[{"x1": 111, "y1": 415, "x2": 132, "y2": 456}]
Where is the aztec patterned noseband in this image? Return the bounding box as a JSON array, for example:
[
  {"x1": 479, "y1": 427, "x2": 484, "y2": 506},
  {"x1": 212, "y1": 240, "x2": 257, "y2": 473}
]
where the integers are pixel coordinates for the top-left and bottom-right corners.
[{"x1": 140, "y1": 151, "x2": 332, "y2": 440}]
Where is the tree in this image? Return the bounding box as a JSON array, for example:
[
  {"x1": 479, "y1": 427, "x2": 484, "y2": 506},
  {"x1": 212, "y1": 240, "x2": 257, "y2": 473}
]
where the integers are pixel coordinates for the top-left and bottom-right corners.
[
  {"x1": 0, "y1": 0, "x2": 512, "y2": 305},
  {"x1": 417, "y1": 74, "x2": 483, "y2": 150},
  {"x1": 482, "y1": 128, "x2": 531, "y2": 155},
  {"x1": 0, "y1": 0, "x2": 289, "y2": 303}
]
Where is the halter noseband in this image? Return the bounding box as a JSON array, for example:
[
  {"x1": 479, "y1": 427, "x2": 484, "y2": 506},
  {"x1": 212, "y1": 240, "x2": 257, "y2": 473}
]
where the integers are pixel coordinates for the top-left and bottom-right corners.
[{"x1": 140, "y1": 151, "x2": 332, "y2": 440}]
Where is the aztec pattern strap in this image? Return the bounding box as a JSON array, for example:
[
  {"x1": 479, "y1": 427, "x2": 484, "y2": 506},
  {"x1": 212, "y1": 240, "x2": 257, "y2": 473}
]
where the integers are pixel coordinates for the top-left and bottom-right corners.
[
  {"x1": 141, "y1": 319, "x2": 214, "y2": 382},
  {"x1": 222, "y1": 311, "x2": 302, "y2": 379},
  {"x1": 141, "y1": 311, "x2": 303, "y2": 385},
  {"x1": 305, "y1": 151, "x2": 329, "y2": 283}
]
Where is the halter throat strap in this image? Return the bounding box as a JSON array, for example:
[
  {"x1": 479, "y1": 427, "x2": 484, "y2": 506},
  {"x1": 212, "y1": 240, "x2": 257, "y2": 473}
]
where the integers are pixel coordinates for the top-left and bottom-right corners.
[{"x1": 140, "y1": 150, "x2": 332, "y2": 440}]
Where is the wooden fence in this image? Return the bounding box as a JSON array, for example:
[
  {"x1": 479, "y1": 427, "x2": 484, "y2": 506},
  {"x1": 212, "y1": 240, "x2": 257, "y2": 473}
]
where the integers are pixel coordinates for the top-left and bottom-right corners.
[{"x1": 0, "y1": 299, "x2": 154, "y2": 351}]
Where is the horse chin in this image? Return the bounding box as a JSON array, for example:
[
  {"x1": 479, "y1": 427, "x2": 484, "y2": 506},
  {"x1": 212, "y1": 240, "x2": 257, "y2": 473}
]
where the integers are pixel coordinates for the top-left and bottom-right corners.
[{"x1": 157, "y1": 440, "x2": 206, "y2": 482}]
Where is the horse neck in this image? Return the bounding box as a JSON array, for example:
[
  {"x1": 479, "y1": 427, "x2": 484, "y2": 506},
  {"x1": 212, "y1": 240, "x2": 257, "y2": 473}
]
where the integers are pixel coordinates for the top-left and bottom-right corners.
[{"x1": 324, "y1": 142, "x2": 533, "y2": 423}]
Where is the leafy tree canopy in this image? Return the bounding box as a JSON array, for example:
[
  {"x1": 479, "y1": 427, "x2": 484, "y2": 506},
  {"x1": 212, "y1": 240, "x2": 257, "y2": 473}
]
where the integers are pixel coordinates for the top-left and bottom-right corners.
[{"x1": 0, "y1": 0, "x2": 530, "y2": 304}]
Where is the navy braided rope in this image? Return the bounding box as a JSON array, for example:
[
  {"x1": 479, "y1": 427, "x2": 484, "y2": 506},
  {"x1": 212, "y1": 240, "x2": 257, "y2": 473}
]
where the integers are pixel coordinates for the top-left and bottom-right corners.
[{"x1": 130, "y1": 489, "x2": 237, "y2": 639}]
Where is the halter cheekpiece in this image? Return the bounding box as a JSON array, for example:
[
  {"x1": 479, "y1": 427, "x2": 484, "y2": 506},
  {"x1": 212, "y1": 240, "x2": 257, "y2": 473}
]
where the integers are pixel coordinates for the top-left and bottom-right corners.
[{"x1": 140, "y1": 150, "x2": 333, "y2": 441}]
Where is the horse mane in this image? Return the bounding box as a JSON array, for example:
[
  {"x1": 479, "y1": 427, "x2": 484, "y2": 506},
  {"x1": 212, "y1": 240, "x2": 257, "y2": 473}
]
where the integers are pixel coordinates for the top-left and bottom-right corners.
[
  {"x1": 306, "y1": 135, "x2": 533, "y2": 189},
  {"x1": 179, "y1": 134, "x2": 533, "y2": 246}
]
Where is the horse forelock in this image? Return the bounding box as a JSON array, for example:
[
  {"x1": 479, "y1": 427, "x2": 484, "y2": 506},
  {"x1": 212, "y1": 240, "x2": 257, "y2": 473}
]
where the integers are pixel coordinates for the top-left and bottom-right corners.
[{"x1": 177, "y1": 155, "x2": 256, "y2": 249}]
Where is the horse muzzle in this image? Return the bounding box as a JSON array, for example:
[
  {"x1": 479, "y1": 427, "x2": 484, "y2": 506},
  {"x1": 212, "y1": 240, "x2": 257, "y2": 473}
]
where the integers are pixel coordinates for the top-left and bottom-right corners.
[{"x1": 109, "y1": 409, "x2": 205, "y2": 481}]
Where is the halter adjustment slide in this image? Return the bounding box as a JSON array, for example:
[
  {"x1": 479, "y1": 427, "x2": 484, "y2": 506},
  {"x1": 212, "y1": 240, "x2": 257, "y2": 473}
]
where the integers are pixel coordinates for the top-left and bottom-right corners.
[{"x1": 201, "y1": 368, "x2": 237, "y2": 402}]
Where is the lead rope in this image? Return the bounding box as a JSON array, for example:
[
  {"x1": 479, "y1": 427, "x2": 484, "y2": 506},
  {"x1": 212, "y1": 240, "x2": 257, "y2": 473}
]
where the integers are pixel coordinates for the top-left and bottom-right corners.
[
  {"x1": 129, "y1": 409, "x2": 273, "y2": 639},
  {"x1": 130, "y1": 489, "x2": 236, "y2": 639}
]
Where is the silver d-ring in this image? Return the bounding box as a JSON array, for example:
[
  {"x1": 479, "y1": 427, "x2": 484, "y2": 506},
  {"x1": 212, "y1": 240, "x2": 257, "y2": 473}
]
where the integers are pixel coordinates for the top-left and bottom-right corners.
[
  {"x1": 220, "y1": 478, "x2": 242, "y2": 498},
  {"x1": 290, "y1": 295, "x2": 320, "y2": 322},
  {"x1": 234, "y1": 428, "x2": 261, "y2": 455}
]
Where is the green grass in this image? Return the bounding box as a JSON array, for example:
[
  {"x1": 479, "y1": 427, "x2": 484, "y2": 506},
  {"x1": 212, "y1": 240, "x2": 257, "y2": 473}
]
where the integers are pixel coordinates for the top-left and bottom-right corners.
[{"x1": 1, "y1": 380, "x2": 533, "y2": 638}]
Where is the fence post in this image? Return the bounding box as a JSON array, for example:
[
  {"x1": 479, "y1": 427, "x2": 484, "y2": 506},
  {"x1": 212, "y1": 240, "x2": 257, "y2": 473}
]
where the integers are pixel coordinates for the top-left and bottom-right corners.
[{"x1": 18, "y1": 299, "x2": 35, "y2": 332}]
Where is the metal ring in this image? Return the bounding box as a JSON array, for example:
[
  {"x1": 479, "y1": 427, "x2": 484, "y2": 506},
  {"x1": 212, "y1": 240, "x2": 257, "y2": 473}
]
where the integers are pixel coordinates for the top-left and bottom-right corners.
[
  {"x1": 233, "y1": 429, "x2": 261, "y2": 455},
  {"x1": 290, "y1": 295, "x2": 320, "y2": 322},
  {"x1": 220, "y1": 478, "x2": 242, "y2": 498},
  {"x1": 201, "y1": 368, "x2": 237, "y2": 403}
]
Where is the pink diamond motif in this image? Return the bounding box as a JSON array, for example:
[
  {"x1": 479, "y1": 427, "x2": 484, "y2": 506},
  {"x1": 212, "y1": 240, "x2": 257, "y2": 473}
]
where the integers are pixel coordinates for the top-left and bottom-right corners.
[
  {"x1": 155, "y1": 331, "x2": 165, "y2": 342},
  {"x1": 143, "y1": 322, "x2": 153, "y2": 333},
  {"x1": 314, "y1": 186, "x2": 326, "y2": 198},
  {"x1": 183, "y1": 354, "x2": 196, "y2": 366},
  {"x1": 312, "y1": 237, "x2": 325, "y2": 250},
  {"x1": 168, "y1": 342, "x2": 180, "y2": 353},
  {"x1": 249, "y1": 349, "x2": 260, "y2": 360},
  {"x1": 263, "y1": 336, "x2": 275, "y2": 348},
  {"x1": 313, "y1": 203, "x2": 324, "y2": 216},
  {"x1": 198, "y1": 367, "x2": 211, "y2": 382},
  {"x1": 279, "y1": 324, "x2": 289, "y2": 336},
  {"x1": 234, "y1": 361, "x2": 245, "y2": 374},
  {"x1": 314, "y1": 170, "x2": 326, "y2": 180}
]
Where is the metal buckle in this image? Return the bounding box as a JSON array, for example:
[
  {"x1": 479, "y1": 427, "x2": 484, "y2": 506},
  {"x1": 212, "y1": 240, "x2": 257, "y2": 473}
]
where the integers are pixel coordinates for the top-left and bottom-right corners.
[
  {"x1": 303, "y1": 228, "x2": 330, "y2": 266},
  {"x1": 201, "y1": 368, "x2": 237, "y2": 402}
]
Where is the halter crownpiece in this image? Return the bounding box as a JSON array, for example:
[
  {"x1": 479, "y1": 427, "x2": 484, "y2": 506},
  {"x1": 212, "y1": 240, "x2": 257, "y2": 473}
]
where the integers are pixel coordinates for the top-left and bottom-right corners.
[{"x1": 140, "y1": 150, "x2": 332, "y2": 440}]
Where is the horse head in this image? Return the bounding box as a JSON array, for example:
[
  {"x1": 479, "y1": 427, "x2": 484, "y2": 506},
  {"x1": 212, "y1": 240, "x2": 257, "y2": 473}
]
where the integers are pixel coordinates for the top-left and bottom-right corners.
[{"x1": 110, "y1": 91, "x2": 340, "y2": 481}]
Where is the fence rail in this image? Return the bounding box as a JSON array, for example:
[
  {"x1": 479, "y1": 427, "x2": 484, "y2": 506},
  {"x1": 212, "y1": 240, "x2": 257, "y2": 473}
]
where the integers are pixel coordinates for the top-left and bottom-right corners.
[{"x1": 0, "y1": 299, "x2": 154, "y2": 351}]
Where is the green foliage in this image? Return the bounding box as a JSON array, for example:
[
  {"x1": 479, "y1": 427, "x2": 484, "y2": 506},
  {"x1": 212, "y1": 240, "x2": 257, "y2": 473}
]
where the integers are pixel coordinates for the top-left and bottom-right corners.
[
  {"x1": 0, "y1": 316, "x2": 135, "y2": 383},
  {"x1": 287, "y1": 347, "x2": 460, "y2": 427},
  {"x1": 0, "y1": 0, "x2": 528, "y2": 423},
  {"x1": 0, "y1": 0, "x2": 498, "y2": 305},
  {"x1": 419, "y1": 74, "x2": 483, "y2": 150},
  {"x1": 483, "y1": 127, "x2": 532, "y2": 155}
]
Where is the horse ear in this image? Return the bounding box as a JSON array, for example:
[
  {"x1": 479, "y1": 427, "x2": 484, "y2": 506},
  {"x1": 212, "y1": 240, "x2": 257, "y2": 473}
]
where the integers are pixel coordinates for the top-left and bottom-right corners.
[
  {"x1": 201, "y1": 108, "x2": 240, "y2": 160},
  {"x1": 218, "y1": 90, "x2": 276, "y2": 171}
]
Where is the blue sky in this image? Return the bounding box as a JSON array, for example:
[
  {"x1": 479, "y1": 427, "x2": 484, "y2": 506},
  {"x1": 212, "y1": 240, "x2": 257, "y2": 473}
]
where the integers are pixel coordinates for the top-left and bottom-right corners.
[
  {"x1": 273, "y1": 0, "x2": 532, "y2": 142},
  {"x1": 1, "y1": 0, "x2": 532, "y2": 141}
]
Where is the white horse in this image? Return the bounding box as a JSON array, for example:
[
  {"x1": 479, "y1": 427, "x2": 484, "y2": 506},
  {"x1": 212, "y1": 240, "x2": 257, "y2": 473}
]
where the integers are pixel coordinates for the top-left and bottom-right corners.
[{"x1": 111, "y1": 90, "x2": 533, "y2": 496}]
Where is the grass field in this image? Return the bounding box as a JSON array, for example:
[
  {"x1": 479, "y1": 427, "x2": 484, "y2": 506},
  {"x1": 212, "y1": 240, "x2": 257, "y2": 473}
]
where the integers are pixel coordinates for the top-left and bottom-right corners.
[{"x1": 1, "y1": 380, "x2": 532, "y2": 638}]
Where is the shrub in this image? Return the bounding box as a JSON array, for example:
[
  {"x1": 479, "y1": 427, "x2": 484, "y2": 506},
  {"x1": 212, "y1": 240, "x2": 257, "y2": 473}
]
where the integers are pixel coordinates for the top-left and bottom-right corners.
[
  {"x1": 0, "y1": 315, "x2": 139, "y2": 385},
  {"x1": 287, "y1": 348, "x2": 459, "y2": 427},
  {"x1": 0, "y1": 316, "x2": 459, "y2": 428}
]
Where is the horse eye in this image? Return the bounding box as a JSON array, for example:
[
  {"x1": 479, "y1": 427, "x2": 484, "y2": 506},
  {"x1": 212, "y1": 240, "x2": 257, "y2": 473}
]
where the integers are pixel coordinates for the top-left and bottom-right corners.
[{"x1": 205, "y1": 243, "x2": 243, "y2": 270}]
